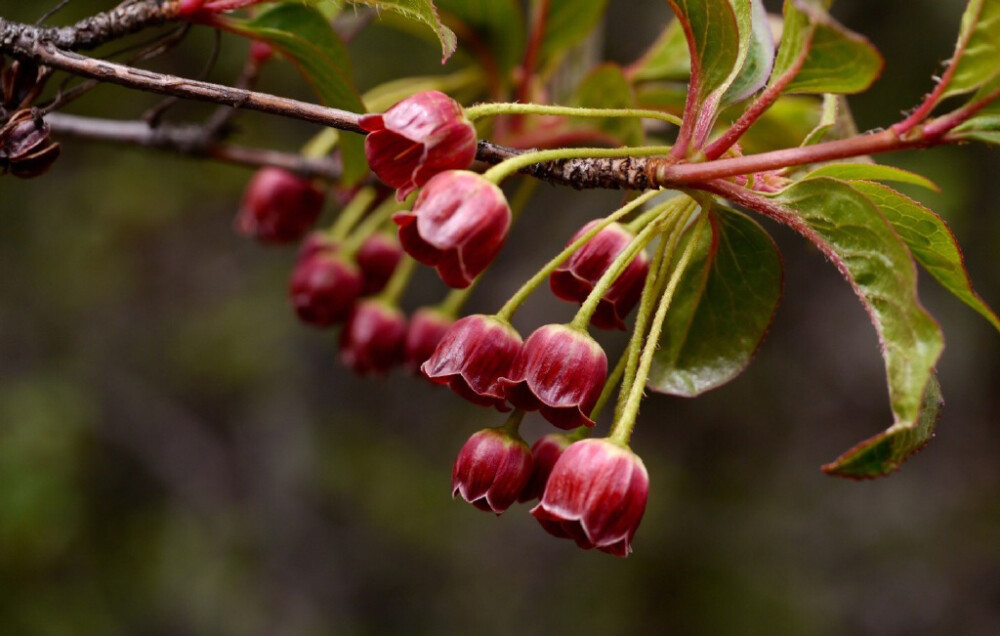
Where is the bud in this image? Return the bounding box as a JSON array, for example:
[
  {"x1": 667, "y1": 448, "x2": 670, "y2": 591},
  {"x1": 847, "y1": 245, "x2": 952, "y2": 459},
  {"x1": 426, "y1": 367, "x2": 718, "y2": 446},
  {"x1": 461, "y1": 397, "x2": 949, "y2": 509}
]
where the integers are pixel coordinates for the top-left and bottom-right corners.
[
  {"x1": 249, "y1": 41, "x2": 274, "y2": 66},
  {"x1": 517, "y1": 433, "x2": 572, "y2": 503},
  {"x1": 531, "y1": 439, "x2": 649, "y2": 556},
  {"x1": 339, "y1": 299, "x2": 407, "y2": 374},
  {"x1": 550, "y1": 220, "x2": 650, "y2": 330},
  {"x1": 421, "y1": 314, "x2": 521, "y2": 410},
  {"x1": 498, "y1": 324, "x2": 607, "y2": 430},
  {"x1": 289, "y1": 236, "x2": 363, "y2": 326},
  {"x1": 0, "y1": 110, "x2": 60, "y2": 179},
  {"x1": 356, "y1": 232, "x2": 403, "y2": 296},
  {"x1": 359, "y1": 90, "x2": 477, "y2": 200},
  {"x1": 403, "y1": 307, "x2": 454, "y2": 371},
  {"x1": 393, "y1": 170, "x2": 511, "y2": 289},
  {"x1": 452, "y1": 427, "x2": 533, "y2": 515},
  {"x1": 235, "y1": 167, "x2": 324, "y2": 244}
]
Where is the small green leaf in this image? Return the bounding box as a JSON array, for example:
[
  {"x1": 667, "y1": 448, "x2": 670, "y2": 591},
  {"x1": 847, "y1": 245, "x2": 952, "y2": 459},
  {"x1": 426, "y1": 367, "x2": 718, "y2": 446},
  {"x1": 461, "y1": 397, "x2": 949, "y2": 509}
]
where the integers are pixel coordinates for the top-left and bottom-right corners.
[
  {"x1": 770, "y1": 0, "x2": 883, "y2": 95},
  {"x1": 738, "y1": 95, "x2": 822, "y2": 153},
  {"x1": 351, "y1": 0, "x2": 457, "y2": 63},
  {"x1": 942, "y1": 0, "x2": 1000, "y2": 98},
  {"x1": 539, "y1": 0, "x2": 610, "y2": 67},
  {"x1": 822, "y1": 375, "x2": 942, "y2": 479},
  {"x1": 804, "y1": 163, "x2": 939, "y2": 191},
  {"x1": 435, "y1": 0, "x2": 525, "y2": 73},
  {"x1": 769, "y1": 178, "x2": 944, "y2": 475},
  {"x1": 647, "y1": 206, "x2": 782, "y2": 397},
  {"x1": 723, "y1": 0, "x2": 776, "y2": 105},
  {"x1": 850, "y1": 182, "x2": 1000, "y2": 333},
  {"x1": 800, "y1": 93, "x2": 837, "y2": 145},
  {"x1": 627, "y1": 19, "x2": 691, "y2": 82},
  {"x1": 570, "y1": 64, "x2": 644, "y2": 146},
  {"x1": 236, "y1": 4, "x2": 368, "y2": 184}
]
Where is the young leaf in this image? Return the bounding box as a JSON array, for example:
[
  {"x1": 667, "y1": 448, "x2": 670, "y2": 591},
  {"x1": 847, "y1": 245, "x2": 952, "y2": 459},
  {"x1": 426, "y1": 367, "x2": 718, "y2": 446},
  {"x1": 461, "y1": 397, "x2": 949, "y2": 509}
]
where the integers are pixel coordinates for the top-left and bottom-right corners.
[
  {"x1": 647, "y1": 206, "x2": 782, "y2": 397},
  {"x1": 236, "y1": 4, "x2": 368, "y2": 184},
  {"x1": 769, "y1": 0, "x2": 883, "y2": 95},
  {"x1": 800, "y1": 93, "x2": 837, "y2": 145},
  {"x1": 849, "y1": 181, "x2": 1000, "y2": 333},
  {"x1": 570, "y1": 64, "x2": 644, "y2": 146},
  {"x1": 539, "y1": 0, "x2": 610, "y2": 67},
  {"x1": 804, "y1": 163, "x2": 939, "y2": 191},
  {"x1": 822, "y1": 374, "x2": 943, "y2": 479},
  {"x1": 942, "y1": 0, "x2": 1000, "y2": 98},
  {"x1": 435, "y1": 0, "x2": 525, "y2": 73},
  {"x1": 723, "y1": 0, "x2": 775, "y2": 105},
  {"x1": 766, "y1": 178, "x2": 944, "y2": 476},
  {"x1": 627, "y1": 19, "x2": 691, "y2": 83},
  {"x1": 667, "y1": 0, "x2": 745, "y2": 146},
  {"x1": 350, "y1": 0, "x2": 457, "y2": 63}
]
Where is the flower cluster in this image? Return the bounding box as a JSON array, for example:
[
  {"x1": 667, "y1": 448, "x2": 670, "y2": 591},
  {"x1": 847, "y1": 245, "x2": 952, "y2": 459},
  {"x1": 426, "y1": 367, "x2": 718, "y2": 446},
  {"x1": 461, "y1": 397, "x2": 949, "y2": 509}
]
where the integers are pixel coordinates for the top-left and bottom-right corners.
[{"x1": 234, "y1": 91, "x2": 655, "y2": 555}]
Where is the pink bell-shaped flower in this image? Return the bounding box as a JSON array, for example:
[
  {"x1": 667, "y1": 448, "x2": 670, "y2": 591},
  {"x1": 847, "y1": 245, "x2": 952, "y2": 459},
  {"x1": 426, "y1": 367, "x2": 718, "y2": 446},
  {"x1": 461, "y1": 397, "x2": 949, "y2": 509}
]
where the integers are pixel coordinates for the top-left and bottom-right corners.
[
  {"x1": 356, "y1": 232, "x2": 403, "y2": 296},
  {"x1": 531, "y1": 439, "x2": 649, "y2": 557},
  {"x1": 236, "y1": 167, "x2": 324, "y2": 244},
  {"x1": 289, "y1": 235, "x2": 363, "y2": 327},
  {"x1": 359, "y1": 90, "x2": 477, "y2": 200},
  {"x1": 452, "y1": 427, "x2": 533, "y2": 515},
  {"x1": 550, "y1": 220, "x2": 650, "y2": 330},
  {"x1": 498, "y1": 324, "x2": 607, "y2": 430},
  {"x1": 518, "y1": 433, "x2": 572, "y2": 503},
  {"x1": 393, "y1": 170, "x2": 511, "y2": 289},
  {"x1": 403, "y1": 308, "x2": 454, "y2": 371},
  {"x1": 421, "y1": 314, "x2": 521, "y2": 410},
  {"x1": 339, "y1": 299, "x2": 407, "y2": 375}
]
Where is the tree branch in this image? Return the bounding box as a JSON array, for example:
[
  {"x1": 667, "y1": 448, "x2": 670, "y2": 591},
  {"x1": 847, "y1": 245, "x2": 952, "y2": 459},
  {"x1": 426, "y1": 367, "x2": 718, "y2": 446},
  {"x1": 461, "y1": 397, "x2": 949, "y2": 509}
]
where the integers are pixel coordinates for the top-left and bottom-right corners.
[{"x1": 46, "y1": 112, "x2": 342, "y2": 179}]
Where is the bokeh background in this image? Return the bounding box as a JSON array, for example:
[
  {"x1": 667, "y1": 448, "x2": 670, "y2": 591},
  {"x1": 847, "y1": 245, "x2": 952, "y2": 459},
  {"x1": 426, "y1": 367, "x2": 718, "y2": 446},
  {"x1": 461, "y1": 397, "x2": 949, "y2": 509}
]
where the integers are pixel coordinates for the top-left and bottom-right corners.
[{"x1": 2, "y1": 0, "x2": 999, "y2": 634}]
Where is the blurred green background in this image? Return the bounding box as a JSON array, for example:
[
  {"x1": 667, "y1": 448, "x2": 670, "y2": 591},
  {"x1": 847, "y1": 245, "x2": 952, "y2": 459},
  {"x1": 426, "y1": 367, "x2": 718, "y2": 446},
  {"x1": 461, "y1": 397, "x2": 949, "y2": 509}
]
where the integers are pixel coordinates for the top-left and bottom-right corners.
[{"x1": 2, "y1": 1, "x2": 999, "y2": 634}]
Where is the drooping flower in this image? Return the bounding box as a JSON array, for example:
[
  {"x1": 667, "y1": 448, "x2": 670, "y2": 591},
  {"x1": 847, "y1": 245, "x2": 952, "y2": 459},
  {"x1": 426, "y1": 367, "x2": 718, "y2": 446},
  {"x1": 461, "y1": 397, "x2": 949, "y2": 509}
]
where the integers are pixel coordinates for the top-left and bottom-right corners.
[
  {"x1": 339, "y1": 299, "x2": 407, "y2": 374},
  {"x1": 421, "y1": 314, "x2": 521, "y2": 409},
  {"x1": 403, "y1": 307, "x2": 454, "y2": 371},
  {"x1": 498, "y1": 324, "x2": 607, "y2": 430},
  {"x1": 393, "y1": 170, "x2": 511, "y2": 288},
  {"x1": 531, "y1": 439, "x2": 649, "y2": 557},
  {"x1": 235, "y1": 167, "x2": 324, "y2": 244},
  {"x1": 360, "y1": 90, "x2": 477, "y2": 200},
  {"x1": 518, "y1": 433, "x2": 572, "y2": 503},
  {"x1": 452, "y1": 427, "x2": 533, "y2": 515},
  {"x1": 550, "y1": 220, "x2": 650, "y2": 330},
  {"x1": 356, "y1": 232, "x2": 403, "y2": 296},
  {"x1": 289, "y1": 235, "x2": 362, "y2": 326}
]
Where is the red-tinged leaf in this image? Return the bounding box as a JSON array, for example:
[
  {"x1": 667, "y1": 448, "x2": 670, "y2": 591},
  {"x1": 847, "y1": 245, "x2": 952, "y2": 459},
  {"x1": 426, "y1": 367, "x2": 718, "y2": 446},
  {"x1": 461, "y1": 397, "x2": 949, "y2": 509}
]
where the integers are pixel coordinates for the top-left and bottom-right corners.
[
  {"x1": 942, "y1": 0, "x2": 1000, "y2": 99},
  {"x1": 769, "y1": 0, "x2": 883, "y2": 95},
  {"x1": 849, "y1": 181, "x2": 1000, "y2": 333},
  {"x1": 822, "y1": 375, "x2": 942, "y2": 479}
]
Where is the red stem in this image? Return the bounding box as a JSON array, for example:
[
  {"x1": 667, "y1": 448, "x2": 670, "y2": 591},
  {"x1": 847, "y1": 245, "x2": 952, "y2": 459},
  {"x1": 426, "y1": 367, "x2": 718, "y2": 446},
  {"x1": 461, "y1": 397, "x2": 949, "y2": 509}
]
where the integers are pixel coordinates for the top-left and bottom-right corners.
[{"x1": 512, "y1": 0, "x2": 550, "y2": 131}]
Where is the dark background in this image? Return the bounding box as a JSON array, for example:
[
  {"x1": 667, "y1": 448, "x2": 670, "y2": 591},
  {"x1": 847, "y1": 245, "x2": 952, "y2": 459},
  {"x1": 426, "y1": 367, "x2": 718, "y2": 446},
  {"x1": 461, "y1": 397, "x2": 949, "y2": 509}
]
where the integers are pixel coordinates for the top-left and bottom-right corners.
[{"x1": 2, "y1": 0, "x2": 999, "y2": 634}]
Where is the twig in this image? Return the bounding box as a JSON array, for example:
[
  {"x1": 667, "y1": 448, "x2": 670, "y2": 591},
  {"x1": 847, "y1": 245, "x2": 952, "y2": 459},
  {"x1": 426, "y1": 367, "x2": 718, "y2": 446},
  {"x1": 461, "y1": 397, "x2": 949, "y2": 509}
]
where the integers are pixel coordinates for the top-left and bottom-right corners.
[{"x1": 46, "y1": 112, "x2": 342, "y2": 179}]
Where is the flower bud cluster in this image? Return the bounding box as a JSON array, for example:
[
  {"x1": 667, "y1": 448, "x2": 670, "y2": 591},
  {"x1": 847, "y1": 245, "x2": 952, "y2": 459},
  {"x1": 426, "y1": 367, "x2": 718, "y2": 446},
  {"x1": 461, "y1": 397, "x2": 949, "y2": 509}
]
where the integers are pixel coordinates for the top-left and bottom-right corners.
[{"x1": 235, "y1": 91, "x2": 655, "y2": 555}]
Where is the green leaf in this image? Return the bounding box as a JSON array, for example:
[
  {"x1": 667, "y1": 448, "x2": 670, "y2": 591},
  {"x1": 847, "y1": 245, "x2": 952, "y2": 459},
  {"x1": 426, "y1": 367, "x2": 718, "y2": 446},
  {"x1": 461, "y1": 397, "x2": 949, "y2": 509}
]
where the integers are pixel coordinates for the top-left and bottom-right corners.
[
  {"x1": 723, "y1": 0, "x2": 776, "y2": 105},
  {"x1": 804, "y1": 163, "x2": 939, "y2": 191},
  {"x1": 667, "y1": 0, "x2": 745, "y2": 125},
  {"x1": 539, "y1": 0, "x2": 610, "y2": 67},
  {"x1": 570, "y1": 64, "x2": 644, "y2": 146},
  {"x1": 435, "y1": 0, "x2": 525, "y2": 73},
  {"x1": 769, "y1": 178, "x2": 944, "y2": 476},
  {"x1": 822, "y1": 375, "x2": 943, "y2": 478},
  {"x1": 237, "y1": 4, "x2": 368, "y2": 184},
  {"x1": 770, "y1": 0, "x2": 883, "y2": 95},
  {"x1": 647, "y1": 206, "x2": 782, "y2": 396},
  {"x1": 351, "y1": 0, "x2": 457, "y2": 63},
  {"x1": 738, "y1": 95, "x2": 822, "y2": 153},
  {"x1": 850, "y1": 182, "x2": 1000, "y2": 332},
  {"x1": 942, "y1": 0, "x2": 1000, "y2": 98},
  {"x1": 627, "y1": 19, "x2": 691, "y2": 82}
]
